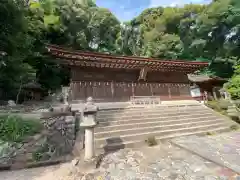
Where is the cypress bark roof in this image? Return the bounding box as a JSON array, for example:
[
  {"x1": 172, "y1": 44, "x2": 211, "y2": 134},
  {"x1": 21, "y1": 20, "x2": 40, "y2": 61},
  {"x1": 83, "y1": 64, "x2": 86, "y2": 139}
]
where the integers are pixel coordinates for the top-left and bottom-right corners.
[{"x1": 46, "y1": 44, "x2": 209, "y2": 73}]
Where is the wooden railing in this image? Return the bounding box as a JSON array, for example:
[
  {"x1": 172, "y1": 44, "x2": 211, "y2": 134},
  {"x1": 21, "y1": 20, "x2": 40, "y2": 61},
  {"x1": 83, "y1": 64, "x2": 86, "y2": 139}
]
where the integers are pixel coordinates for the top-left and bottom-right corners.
[{"x1": 130, "y1": 96, "x2": 161, "y2": 106}]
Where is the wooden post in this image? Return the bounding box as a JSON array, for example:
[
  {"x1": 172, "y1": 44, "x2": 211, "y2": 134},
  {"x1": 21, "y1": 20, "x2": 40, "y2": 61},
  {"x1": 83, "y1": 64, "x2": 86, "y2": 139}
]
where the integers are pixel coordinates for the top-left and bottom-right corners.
[
  {"x1": 150, "y1": 83, "x2": 153, "y2": 96},
  {"x1": 168, "y1": 85, "x2": 171, "y2": 100},
  {"x1": 73, "y1": 82, "x2": 76, "y2": 100},
  {"x1": 111, "y1": 81, "x2": 114, "y2": 101},
  {"x1": 131, "y1": 82, "x2": 135, "y2": 97}
]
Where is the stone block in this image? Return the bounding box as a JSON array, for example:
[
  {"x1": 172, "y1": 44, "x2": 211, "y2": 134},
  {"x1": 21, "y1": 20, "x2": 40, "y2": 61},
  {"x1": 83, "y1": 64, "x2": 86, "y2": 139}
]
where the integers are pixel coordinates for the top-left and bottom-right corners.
[
  {"x1": 65, "y1": 116, "x2": 75, "y2": 123},
  {"x1": 41, "y1": 112, "x2": 72, "y2": 119}
]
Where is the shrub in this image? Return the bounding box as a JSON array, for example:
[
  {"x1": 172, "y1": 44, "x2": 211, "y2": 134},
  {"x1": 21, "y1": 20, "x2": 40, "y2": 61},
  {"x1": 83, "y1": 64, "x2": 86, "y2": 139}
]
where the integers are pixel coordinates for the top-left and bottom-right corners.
[
  {"x1": 226, "y1": 75, "x2": 240, "y2": 100},
  {"x1": 0, "y1": 115, "x2": 43, "y2": 142},
  {"x1": 145, "y1": 136, "x2": 158, "y2": 146}
]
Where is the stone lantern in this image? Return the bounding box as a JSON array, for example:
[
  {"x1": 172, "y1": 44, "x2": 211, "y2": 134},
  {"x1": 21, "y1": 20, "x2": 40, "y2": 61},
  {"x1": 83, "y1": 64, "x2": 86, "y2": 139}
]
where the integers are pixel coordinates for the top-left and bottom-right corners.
[
  {"x1": 80, "y1": 97, "x2": 98, "y2": 160},
  {"x1": 62, "y1": 86, "x2": 70, "y2": 105}
]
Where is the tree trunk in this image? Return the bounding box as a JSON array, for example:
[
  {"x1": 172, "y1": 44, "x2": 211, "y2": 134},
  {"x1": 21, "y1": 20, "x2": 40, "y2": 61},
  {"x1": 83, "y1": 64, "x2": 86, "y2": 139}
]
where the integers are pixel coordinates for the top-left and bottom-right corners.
[{"x1": 16, "y1": 79, "x2": 23, "y2": 104}]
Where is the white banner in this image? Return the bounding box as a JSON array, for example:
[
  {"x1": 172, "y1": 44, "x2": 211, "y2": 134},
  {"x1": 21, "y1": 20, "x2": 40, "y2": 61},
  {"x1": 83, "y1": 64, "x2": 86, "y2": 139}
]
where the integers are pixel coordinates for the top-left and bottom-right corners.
[{"x1": 190, "y1": 87, "x2": 201, "y2": 97}]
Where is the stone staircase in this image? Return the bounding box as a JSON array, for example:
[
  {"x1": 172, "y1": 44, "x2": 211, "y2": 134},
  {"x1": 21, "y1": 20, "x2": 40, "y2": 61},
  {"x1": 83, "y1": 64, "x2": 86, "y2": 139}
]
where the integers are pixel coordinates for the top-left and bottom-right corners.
[{"x1": 94, "y1": 102, "x2": 234, "y2": 151}]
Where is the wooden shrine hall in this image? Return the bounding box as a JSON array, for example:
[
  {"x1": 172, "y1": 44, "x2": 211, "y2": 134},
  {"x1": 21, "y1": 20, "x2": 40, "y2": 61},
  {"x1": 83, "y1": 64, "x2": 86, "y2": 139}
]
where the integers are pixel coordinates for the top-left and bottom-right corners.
[{"x1": 46, "y1": 44, "x2": 209, "y2": 102}]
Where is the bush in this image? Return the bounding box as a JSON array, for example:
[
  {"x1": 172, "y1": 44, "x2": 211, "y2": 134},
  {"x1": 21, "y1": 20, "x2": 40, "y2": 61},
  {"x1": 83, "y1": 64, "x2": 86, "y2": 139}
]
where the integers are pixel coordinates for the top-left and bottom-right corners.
[
  {"x1": 145, "y1": 136, "x2": 158, "y2": 146},
  {"x1": 0, "y1": 115, "x2": 43, "y2": 142},
  {"x1": 226, "y1": 75, "x2": 240, "y2": 100}
]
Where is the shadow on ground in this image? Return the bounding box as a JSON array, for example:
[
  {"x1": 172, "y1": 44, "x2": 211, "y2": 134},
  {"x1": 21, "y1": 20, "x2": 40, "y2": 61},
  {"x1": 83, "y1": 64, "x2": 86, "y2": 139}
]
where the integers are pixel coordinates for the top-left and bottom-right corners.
[{"x1": 95, "y1": 137, "x2": 125, "y2": 168}]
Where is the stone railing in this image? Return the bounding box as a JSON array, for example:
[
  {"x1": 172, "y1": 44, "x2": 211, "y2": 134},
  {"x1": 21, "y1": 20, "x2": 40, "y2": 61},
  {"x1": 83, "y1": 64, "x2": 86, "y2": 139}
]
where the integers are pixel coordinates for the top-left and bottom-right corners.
[{"x1": 130, "y1": 96, "x2": 161, "y2": 106}]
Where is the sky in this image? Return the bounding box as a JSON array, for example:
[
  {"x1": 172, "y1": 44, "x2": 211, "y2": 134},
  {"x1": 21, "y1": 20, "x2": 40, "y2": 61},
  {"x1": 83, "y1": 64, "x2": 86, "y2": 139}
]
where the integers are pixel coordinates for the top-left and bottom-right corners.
[{"x1": 96, "y1": 0, "x2": 212, "y2": 21}]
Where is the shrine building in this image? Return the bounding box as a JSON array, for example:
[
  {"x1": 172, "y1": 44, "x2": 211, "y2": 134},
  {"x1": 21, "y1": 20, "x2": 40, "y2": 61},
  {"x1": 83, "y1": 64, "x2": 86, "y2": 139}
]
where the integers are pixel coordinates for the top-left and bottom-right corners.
[{"x1": 46, "y1": 44, "x2": 209, "y2": 102}]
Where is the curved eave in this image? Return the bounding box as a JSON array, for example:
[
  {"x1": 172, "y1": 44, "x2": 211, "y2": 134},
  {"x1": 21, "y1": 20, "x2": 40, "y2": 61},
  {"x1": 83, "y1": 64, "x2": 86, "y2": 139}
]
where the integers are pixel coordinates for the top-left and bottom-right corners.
[{"x1": 46, "y1": 44, "x2": 209, "y2": 73}]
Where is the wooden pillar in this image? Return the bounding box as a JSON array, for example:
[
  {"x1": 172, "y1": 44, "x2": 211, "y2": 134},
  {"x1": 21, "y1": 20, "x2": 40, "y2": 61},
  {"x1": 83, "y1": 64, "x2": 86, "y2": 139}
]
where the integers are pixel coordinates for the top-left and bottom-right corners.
[
  {"x1": 213, "y1": 87, "x2": 217, "y2": 100},
  {"x1": 111, "y1": 81, "x2": 114, "y2": 101},
  {"x1": 150, "y1": 83, "x2": 153, "y2": 96},
  {"x1": 131, "y1": 82, "x2": 135, "y2": 97},
  {"x1": 69, "y1": 81, "x2": 73, "y2": 101},
  {"x1": 168, "y1": 85, "x2": 171, "y2": 100},
  {"x1": 72, "y1": 82, "x2": 76, "y2": 100}
]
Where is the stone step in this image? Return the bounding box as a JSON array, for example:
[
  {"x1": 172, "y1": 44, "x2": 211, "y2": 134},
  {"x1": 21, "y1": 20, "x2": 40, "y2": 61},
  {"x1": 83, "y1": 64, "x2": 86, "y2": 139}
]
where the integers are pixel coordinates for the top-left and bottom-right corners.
[
  {"x1": 97, "y1": 112, "x2": 214, "y2": 125},
  {"x1": 227, "y1": 109, "x2": 238, "y2": 113},
  {"x1": 95, "y1": 119, "x2": 226, "y2": 139},
  {"x1": 97, "y1": 110, "x2": 211, "y2": 121},
  {"x1": 98, "y1": 126, "x2": 231, "y2": 151},
  {"x1": 95, "y1": 116, "x2": 224, "y2": 132},
  {"x1": 97, "y1": 106, "x2": 204, "y2": 117},
  {"x1": 95, "y1": 122, "x2": 228, "y2": 148},
  {"x1": 98, "y1": 104, "x2": 202, "y2": 111},
  {"x1": 98, "y1": 103, "x2": 202, "y2": 112},
  {"x1": 228, "y1": 112, "x2": 239, "y2": 117}
]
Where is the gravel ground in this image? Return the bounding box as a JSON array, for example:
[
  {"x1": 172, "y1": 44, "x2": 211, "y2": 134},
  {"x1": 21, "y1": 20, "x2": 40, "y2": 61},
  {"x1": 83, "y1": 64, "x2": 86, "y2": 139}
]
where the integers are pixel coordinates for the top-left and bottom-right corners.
[{"x1": 1, "y1": 139, "x2": 239, "y2": 180}]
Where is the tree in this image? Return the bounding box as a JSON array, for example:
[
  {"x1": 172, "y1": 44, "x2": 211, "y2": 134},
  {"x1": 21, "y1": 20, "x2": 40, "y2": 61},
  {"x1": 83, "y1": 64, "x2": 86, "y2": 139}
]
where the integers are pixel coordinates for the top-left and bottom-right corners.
[
  {"x1": 115, "y1": 23, "x2": 144, "y2": 56},
  {"x1": 130, "y1": 1, "x2": 239, "y2": 77},
  {"x1": 0, "y1": 0, "x2": 37, "y2": 99},
  {"x1": 144, "y1": 33, "x2": 183, "y2": 59},
  {"x1": 225, "y1": 59, "x2": 240, "y2": 99},
  {"x1": 53, "y1": 0, "x2": 120, "y2": 52},
  {"x1": 1, "y1": 0, "x2": 240, "y2": 101}
]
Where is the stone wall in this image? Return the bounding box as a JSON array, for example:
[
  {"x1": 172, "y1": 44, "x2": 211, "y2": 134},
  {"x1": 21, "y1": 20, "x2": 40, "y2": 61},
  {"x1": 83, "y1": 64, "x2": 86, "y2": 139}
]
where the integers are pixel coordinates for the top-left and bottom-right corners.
[
  {"x1": 40, "y1": 114, "x2": 76, "y2": 158},
  {"x1": 0, "y1": 113, "x2": 77, "y2": 169}
]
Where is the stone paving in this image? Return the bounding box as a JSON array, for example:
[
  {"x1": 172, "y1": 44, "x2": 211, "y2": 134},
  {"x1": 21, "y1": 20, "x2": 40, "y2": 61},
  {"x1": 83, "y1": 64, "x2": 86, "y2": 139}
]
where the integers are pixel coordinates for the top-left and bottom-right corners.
[
  {"x1": 95, "y1": 142, "x2": 239, "y2": 180},
  {"x1": 1, "y1": 139, "x2": 239, "y2": 180},
  {"x1": 172, "y1": 131, "x2": 240, "y2": 174}
]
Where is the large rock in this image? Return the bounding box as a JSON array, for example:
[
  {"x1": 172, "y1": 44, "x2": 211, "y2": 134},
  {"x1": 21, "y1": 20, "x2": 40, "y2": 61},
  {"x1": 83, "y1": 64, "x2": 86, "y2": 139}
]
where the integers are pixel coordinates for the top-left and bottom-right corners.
[{"x1": 7, "y1": 100, "x2": 16, "y2": 107}]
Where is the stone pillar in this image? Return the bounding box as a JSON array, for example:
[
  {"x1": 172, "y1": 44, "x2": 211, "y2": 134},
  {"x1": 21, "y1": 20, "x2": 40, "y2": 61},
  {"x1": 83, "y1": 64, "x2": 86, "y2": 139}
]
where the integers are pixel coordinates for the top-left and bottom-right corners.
[
  {"x1": 80, "y1": 97, "x2": 98, "y2": 160},
  {"x1": 62, "y1": 86, "x2": 70, "y2": 105},
  {"x1": 85, "y1": 128, "x2": 95, "y2": 159}
]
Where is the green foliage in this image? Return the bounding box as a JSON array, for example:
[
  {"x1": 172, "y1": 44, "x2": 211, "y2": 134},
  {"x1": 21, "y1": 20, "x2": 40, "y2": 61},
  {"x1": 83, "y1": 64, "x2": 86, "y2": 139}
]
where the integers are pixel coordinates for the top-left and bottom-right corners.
[
  {"x1": 226, "y1": 61, "x2": 240, "y2": 100},
  {"x1": 226, "y1": 75, "x2": 240, "y2": 100},
  {"x1": 1, "y1": 0, "x2": 240, "y2": 100},
  {"x1": 145, "y1": 136, "x2": 158, "y2": 146},
  {"x1": 0, "y1": 115, "x2": 43, "y2": 143},
  {"x1": 129, "y1": 0, "x2": 239, "y2": 75},
  {"x1": 0, "y1": 0, "x2": 37, "y2": 99}
]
